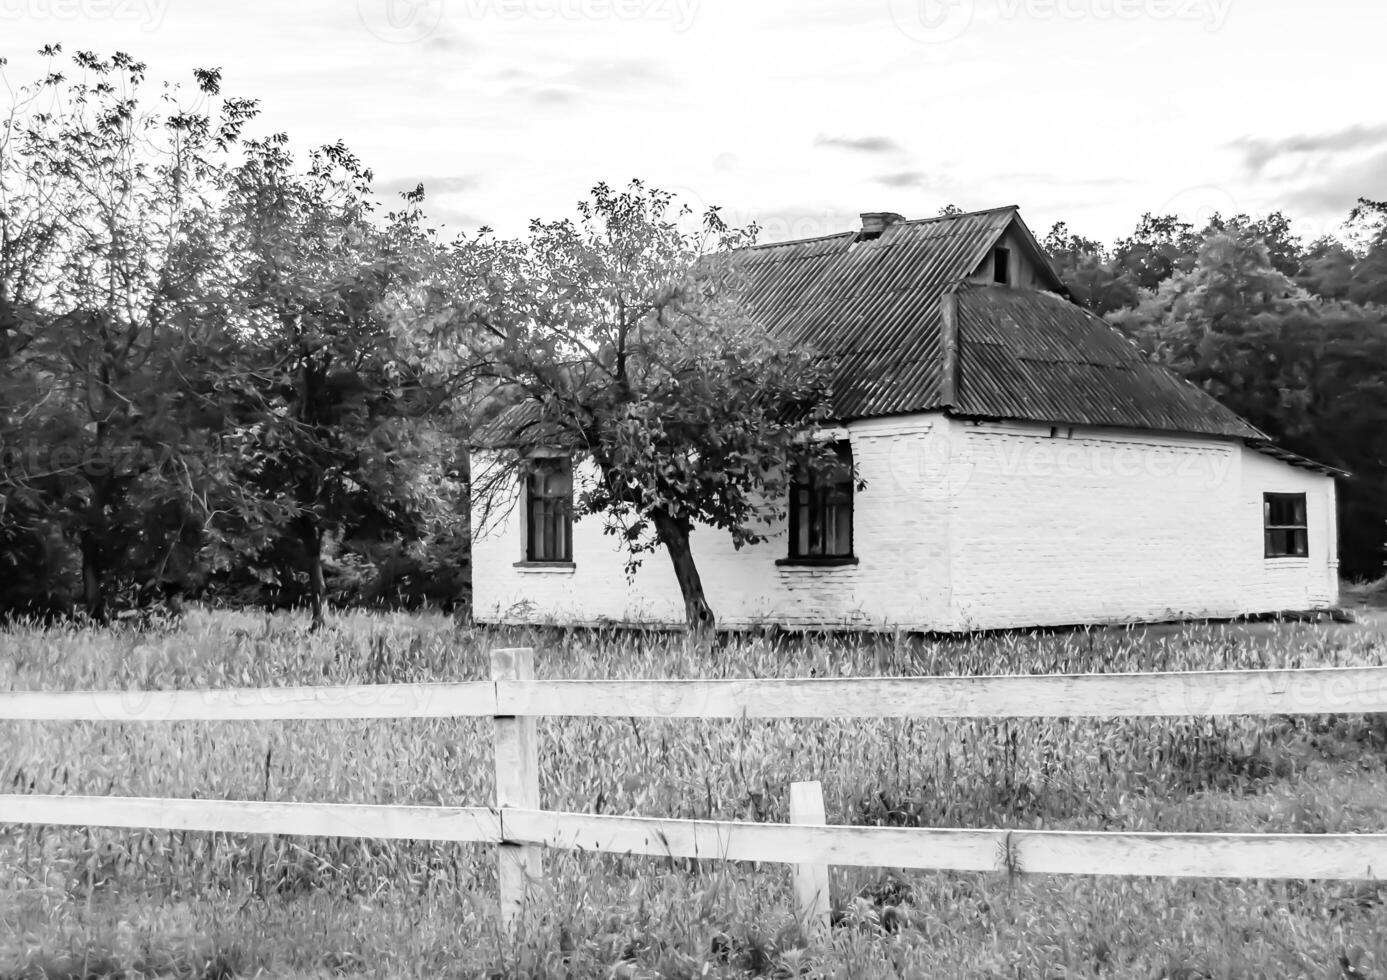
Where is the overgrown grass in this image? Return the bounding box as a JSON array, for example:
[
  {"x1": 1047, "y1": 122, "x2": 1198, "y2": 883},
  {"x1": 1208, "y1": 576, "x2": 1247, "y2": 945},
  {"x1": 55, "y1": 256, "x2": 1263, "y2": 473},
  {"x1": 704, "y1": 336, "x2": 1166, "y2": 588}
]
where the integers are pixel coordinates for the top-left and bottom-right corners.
[
  {"x1": 1345, "y1": 575, "x2": 1387, "y2": 609},
  {"x1": 2, "y1": 609, "x2": 1386, "y2": 978}
]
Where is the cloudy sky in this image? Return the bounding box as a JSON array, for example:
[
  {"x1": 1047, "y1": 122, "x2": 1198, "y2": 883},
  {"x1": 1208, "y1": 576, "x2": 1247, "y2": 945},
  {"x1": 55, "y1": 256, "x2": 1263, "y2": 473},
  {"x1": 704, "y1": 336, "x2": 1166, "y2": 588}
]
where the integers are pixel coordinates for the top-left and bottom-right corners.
[{"x1": 4, "y1": 0, "x2": 1385, "y2": 245}]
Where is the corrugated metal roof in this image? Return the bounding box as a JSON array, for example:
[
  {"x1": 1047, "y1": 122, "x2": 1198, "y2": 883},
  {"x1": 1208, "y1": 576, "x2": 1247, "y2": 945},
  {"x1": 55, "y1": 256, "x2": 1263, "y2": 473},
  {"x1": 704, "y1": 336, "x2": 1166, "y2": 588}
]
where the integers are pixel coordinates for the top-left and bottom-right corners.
[
  {"x1": 952, "y1": 285, "x2": 1266, "y2": 440},
  {"x1": 733, "y1": 206, "x2": 1272, "y2": 442},
  {"x1": 735, "y1": 206, "x2": 1018, "y2": 418}
]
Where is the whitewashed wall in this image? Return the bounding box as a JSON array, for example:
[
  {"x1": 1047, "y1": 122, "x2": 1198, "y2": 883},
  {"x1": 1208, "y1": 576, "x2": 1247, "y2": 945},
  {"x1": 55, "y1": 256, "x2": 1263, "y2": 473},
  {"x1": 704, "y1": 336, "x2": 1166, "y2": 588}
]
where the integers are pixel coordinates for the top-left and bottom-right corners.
[
  {"x1": 470, "y1": 414, "x2": 1339, "y2": 630},
  {"x1": 944, "y1": 421, "x2": 1337, "y2": 630}
]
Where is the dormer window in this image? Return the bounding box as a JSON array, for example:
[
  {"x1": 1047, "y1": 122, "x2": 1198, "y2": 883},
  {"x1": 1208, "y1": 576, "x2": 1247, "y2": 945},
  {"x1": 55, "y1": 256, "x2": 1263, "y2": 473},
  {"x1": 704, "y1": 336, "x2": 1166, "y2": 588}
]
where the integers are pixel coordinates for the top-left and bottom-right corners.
[{"x1": 992, "y1": 246, "x2": 1011, "y2": 285}]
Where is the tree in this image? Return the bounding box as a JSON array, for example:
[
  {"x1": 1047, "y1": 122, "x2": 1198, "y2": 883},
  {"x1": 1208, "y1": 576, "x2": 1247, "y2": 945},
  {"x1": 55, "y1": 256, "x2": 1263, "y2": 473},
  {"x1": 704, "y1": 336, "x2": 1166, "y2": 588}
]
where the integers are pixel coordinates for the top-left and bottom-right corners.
[
  {"x1": 453, "y1": 181, "x2": 834, "y2": 631},
  {"x1": 1040, "y1": 222, "x2": 1139, "y2": 315},
  {"x1": 0, "y1": 47, "x2": 256, "y2": 620},
  {"x1": 1113, "y1": 213, "x2": 1200, "y2": 291},
  {"x1": 1297, "y1": 237, "x2": 1357, "y2": 301},
  {"x1": 208, "y1": 140, "x2": 464, "y2": 628},
  {"x1": 1204, "y1": 211, "x2": 1303, "y2": 277}
]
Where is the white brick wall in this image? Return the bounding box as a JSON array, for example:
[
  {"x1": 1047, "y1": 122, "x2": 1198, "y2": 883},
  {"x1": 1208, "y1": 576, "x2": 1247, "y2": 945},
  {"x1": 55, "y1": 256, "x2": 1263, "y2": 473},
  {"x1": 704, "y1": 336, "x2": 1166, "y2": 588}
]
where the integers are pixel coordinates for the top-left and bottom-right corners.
[
  {"x1": 945, "y1": 421, "x2": 1336, "y2": 629},
  {"x1": 471, "y1": 413, "x2": 1339, "y2": 630}
]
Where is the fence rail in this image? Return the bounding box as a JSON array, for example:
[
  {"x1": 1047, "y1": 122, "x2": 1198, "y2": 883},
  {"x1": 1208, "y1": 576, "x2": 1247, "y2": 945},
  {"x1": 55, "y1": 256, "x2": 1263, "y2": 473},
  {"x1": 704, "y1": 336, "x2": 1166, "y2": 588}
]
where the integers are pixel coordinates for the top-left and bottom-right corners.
[
  {"x1": 4, "y1": 665, "x2": 1386, "y2": 722},
  {"x1": 8, "y1": 795, "x2": 1385, "y2": 883},
  {"x1": 3, "y1": 651, "x2": 1386, "y2": 934}
]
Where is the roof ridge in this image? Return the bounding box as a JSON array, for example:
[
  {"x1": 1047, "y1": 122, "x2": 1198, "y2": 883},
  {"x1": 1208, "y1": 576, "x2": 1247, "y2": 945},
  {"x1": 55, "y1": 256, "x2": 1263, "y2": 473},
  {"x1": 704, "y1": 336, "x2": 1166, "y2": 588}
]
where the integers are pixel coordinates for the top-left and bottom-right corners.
[
  {"x1": 899, "y1": 204, "x2": 1019, "y2": 226},
  {"x1": 742, "y1": 204, "x2": 1020, "y2": 252},
  {"x1": 744, "y1": 229, "x2": 856, "y2": 252}
]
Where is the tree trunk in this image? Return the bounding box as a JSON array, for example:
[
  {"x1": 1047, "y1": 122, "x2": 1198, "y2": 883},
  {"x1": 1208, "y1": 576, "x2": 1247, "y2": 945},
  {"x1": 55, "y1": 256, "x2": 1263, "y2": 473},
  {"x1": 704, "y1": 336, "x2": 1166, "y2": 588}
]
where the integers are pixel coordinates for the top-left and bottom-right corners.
[
  {"x1": 79, "y1": 529, "x2": 107, "y2": 624},
  {"x1": 299, "y1": 517, "x2": 326, "y2": 631},
  {"x1": 651, "y1": 510, "x2": 715, "y2": 634}
]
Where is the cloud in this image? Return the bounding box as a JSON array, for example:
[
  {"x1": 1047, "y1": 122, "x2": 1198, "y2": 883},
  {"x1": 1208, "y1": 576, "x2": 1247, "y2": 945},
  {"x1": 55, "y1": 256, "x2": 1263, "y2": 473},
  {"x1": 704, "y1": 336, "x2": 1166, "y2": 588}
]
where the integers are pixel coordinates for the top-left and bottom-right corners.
[
  {"x1": 1231, "y1": 123, "x2": 1387, "y2": 175},
  {"x1": 498, "y1": 58, "x2": 667, "y2": 110},
  {"x1": 561, "y1": 59, "x2": 670, "y2": 89},
  {"x1": 874, "y1": 171, "x2": 930, "y2": 188},
  {"x1": 1224, "y1": 123, "x2": 1387, "y2": 224},
  {"x1": 528, "y1": 87, "x2": 577, "y2": 105},
  {"x1": 1275, "y1": 147, "x2": 1387, "y2": 218},
  {"x1": 814, "y1": 135, "x2": 901, "y2": 155}
]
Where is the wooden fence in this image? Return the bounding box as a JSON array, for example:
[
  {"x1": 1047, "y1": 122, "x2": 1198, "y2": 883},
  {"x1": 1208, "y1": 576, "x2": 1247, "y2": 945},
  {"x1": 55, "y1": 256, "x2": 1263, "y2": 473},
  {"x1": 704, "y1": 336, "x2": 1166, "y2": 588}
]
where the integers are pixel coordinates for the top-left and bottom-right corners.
[{"x1": 3, "y1": 648, "x2": 1387, "y2": 937}]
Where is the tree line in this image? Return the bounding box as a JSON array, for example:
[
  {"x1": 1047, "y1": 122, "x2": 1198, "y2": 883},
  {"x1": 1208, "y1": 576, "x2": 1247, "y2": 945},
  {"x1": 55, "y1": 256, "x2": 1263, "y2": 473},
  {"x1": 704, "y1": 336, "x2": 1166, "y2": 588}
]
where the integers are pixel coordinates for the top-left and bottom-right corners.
[{"x1": 1, "y1": 48, "x2": 1384, "y2": 629}]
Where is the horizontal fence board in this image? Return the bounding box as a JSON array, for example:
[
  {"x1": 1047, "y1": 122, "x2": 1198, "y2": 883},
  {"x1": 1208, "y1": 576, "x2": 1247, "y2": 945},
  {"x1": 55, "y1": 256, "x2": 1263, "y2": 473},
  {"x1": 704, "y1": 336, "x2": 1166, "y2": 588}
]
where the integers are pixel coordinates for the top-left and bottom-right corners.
[
  {"x1": 6, "y1": 667, "x2": 1385, "y2": 725},
  {"x1": 1013, "y1": 830, "x2": 1387, "y2": 880},
  {"x1": 5, "y1": 798, "x2": 1383, "y2": 880},
  {"x1": 0, "y1": 795, "x2": 501, "y2": 843},
  {"x1": 505, "y1": 810, "x2": 1387, "y2": 881},
  {"x1": 0, "y1": 682, "x2": 496, "y2": 722},
  {"x1": 498, "y1": 667, "x2": 1387, "y2": 719},
  {"x1": 503, "y1": 808, "x2": 1002, "y2": 868}
]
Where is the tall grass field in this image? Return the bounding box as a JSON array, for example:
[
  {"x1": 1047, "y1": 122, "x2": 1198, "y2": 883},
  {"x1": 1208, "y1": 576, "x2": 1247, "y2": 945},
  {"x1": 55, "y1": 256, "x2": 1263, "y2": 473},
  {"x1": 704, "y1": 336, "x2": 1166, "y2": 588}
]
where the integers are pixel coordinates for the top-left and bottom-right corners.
[{"x1": 3, "y1": 610, "x2": 1386, "y2": 979}]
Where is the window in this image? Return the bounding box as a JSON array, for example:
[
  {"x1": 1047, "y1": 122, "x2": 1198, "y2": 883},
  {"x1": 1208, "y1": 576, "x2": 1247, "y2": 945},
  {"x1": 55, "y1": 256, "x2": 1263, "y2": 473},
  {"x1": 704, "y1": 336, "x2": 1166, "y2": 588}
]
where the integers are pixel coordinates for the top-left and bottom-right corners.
[
  {"x1": 992, "y1": 246, "x2": 1011, "y2": 284},
  {"x1": 787, "y1": 443, "x2": 854, "y2": 562},
  {"x1": 1264, "y1": 492, "x2": 1308, "y2": 558},
  {"x1": 525, "y1": 458, "x2": 572, "y2": 563}
]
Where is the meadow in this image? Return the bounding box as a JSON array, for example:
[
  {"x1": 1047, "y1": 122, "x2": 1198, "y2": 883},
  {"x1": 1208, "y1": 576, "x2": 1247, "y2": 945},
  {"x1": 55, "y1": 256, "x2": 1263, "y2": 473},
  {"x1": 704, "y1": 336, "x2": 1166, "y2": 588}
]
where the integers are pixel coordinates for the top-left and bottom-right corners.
[{"x1": 2, "y1": 607, "x2": 1386, "y2": 979}]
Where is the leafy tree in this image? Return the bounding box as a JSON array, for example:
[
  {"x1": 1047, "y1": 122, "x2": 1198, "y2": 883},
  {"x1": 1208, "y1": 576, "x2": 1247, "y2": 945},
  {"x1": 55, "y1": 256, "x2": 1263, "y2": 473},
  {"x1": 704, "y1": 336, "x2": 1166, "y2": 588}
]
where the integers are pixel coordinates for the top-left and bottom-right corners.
[
  {"x1": 0, "y1": 47, "x2": 256, "y2": 619},
  {"x1": 1204, "y1": 211, "x2": 1303, "y2": 277},
  {"x1": 1113, "y1": 213, "x2": 1200, "y2": 291},
  {"x1": 1297, "y1": 238, "x2": 1357, "y2": 301},
  {"x1": 1040, "y1": 222, "x2": 1139, "y2": 315},
  {"x1": 207, "y1": 141, "x2": 465, "y2": 628},
  {"x1": 455, "y1": 181, "x2": 834, "y2": 631}
]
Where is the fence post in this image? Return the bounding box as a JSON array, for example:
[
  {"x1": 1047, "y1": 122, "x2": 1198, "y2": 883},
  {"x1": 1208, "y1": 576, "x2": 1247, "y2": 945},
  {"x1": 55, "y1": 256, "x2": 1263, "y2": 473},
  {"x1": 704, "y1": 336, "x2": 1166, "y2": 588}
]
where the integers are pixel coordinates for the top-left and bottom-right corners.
[
  {"x1": 789, "y1": 780, "x2": 831, "y2": 942},
  {"x1": 492, "y1": 647, "x2": 541, "y2": 929}
]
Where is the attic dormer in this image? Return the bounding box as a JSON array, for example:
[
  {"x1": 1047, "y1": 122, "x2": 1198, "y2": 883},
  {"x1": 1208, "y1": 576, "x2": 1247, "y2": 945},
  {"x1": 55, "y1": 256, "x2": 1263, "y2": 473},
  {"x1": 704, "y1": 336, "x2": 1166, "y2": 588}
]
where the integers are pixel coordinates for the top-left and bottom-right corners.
[{"x1": 968, "y1": 221, "x2": 1052, "y2": 289}]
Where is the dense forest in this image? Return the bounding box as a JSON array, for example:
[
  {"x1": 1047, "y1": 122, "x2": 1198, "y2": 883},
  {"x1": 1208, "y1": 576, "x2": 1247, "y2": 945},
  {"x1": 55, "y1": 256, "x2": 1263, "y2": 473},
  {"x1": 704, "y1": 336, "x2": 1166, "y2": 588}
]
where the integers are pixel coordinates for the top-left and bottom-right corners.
[{"x1": 2, "y1": 49, "x2": 1385, "y2": 624}]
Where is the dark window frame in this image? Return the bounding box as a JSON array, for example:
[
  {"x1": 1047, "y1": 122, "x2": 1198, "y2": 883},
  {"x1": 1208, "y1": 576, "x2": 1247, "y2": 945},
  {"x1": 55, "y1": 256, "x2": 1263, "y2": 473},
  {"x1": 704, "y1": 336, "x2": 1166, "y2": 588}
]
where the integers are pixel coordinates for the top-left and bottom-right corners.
[
  {"x1": 1263, "y1": 492, "x2": 1308, "y2": 559},
  {"x1": 992, "y1": 246, "x2": 1011, "y2": 284},
  {"x1": 524, "y1": 457, "x2": 573, "y2": 564},
  {"x1": 782, "y1": 442, "x2": 856, "y2": 565}
]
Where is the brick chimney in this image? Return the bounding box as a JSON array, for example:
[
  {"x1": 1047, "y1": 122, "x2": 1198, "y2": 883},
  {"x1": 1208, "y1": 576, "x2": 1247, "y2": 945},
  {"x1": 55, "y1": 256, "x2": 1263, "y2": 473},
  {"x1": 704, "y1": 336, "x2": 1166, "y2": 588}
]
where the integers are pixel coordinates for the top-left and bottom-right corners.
[{"x1": 859, "y1": 212, "x2": 905, "y2": 237}]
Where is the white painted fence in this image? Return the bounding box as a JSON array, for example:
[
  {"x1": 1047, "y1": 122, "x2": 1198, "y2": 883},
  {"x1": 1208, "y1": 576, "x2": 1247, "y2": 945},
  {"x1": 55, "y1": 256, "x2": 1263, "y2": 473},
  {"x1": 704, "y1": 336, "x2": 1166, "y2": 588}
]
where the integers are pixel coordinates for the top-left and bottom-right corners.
[{"x1": 3, "y1": 650, "x2": 1387, "y2": 934}]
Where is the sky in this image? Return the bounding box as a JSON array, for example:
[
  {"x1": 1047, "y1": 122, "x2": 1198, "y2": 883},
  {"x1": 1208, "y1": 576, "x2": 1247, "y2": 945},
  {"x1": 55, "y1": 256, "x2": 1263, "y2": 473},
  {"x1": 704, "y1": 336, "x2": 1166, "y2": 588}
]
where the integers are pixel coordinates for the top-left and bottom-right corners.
[{"x1": 3, "y1": 0, "x2": 1385, "y2": 246}]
